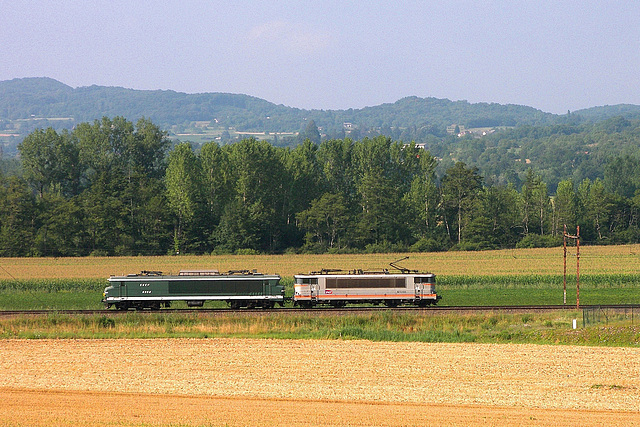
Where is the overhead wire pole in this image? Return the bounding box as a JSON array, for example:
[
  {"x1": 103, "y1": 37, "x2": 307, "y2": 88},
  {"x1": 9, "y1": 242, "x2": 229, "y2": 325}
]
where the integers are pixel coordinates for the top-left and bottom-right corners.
[
  {"x1": 563, "y1": 224, "x2": 567, "y2": 306},
  {"x1": 564, "y1": 225, "x2": 581, "y2": 309},
  {"x1": 577, "y1": 226, "x2": 580, "y2": 309}
]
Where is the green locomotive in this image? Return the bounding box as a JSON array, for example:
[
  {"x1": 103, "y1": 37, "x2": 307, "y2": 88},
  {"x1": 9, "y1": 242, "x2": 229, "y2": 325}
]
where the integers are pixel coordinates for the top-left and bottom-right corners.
[{"x1": 103, "y1": 269, "x2": 284, "y2": 310}]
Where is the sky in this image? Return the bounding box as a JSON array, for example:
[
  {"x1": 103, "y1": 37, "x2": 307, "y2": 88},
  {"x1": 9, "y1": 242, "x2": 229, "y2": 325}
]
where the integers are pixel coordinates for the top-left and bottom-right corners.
[{"x1": 1, "y1": 1, "x2": 639, "y2": 114}]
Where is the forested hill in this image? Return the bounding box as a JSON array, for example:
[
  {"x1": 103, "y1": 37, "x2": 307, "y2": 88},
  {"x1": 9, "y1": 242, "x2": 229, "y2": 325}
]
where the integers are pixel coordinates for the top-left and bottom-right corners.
[{"x1": 1, "y1": 77, "x2": 556, "y2": 137}]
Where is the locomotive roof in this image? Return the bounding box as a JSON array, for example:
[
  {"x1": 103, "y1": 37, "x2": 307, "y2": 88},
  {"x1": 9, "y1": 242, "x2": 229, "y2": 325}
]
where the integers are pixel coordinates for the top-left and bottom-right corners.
[
  {"x1": 109, "y1": 269, "x2": 279, "y2": 279},
  {"x1": 297, "y1": 269, "x2": 434, "y2": 276},
  {"x1": 297, "y1": 257, "x2": 433, "y2": 276}
]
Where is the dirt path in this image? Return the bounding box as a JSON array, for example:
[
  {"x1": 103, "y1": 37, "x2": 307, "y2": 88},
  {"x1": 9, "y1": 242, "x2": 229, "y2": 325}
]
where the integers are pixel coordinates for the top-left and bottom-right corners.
[{"x1": 1, "y1": 339, "x2": 639, "y2": 426}]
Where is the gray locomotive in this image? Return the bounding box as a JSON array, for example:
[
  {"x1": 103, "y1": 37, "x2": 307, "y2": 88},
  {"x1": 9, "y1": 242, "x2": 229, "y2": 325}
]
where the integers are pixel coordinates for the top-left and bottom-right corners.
[{"x1": 293, "y1": 258, "x2": 439, "y2": 308}]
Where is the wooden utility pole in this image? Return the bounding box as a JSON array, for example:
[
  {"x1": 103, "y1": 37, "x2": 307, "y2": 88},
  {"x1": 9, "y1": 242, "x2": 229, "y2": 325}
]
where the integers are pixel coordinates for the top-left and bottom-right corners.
[
  {"x1": 577, "y1": 225, "x2": 580, "y2": 309},
  {"x1": 563, "y1": 225, "x2": 580, "y2": 309},
  {"x1": 563, "y1": 224, "x2": 567, "y2": 306}
]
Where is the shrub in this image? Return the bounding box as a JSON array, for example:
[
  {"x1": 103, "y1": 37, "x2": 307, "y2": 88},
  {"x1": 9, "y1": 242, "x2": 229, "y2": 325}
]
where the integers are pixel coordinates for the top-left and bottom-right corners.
[
  {"x1": 516, "y1": 234, "x2": 561, "y2": 249},
  {"x1": 235, "y1": 248, "x2": 260, "y2": 255},
  {"x1": 409, "y1": 238, "x2": 446, "y2": 253},
  {"x1": 364, "y1": 241, "x2": 407, "y2": 254}
]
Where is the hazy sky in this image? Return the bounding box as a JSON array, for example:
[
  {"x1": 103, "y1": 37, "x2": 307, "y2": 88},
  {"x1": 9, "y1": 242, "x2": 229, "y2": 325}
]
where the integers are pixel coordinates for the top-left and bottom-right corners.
[{"x1": 1, "y1": 1, "x2": 639, "y2": 114}]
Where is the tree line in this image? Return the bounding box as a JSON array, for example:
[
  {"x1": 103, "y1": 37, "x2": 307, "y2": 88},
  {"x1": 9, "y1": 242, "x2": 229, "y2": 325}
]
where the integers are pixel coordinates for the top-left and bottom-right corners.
[{"x1": 3, "y1": 116, "x2": 640, "y2": 257}]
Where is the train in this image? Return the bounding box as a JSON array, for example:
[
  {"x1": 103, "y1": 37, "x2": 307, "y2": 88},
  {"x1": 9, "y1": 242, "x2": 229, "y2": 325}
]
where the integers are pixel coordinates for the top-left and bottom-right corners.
[{"x1": 102, "y1": 258, "x2": 439, "y2": 310}]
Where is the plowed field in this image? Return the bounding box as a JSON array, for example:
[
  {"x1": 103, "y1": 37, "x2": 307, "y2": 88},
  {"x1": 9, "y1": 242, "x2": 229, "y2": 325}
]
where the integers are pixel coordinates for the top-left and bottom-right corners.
[{"x1": 1, "y1": 339, "x2": 639, "y2": 426}]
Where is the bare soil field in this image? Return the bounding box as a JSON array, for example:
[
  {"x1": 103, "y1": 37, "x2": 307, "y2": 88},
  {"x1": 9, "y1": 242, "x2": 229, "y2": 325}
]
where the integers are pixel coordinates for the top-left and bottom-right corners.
[{"x1": 1, "y1": 339, "x2": 639, "y2": 426}]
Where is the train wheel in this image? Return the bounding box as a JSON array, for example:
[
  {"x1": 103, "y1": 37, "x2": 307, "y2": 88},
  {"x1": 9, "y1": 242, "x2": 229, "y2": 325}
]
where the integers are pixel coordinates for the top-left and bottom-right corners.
[{"x1": 385, "y1": 300, "x2": 399, "y2": 308}]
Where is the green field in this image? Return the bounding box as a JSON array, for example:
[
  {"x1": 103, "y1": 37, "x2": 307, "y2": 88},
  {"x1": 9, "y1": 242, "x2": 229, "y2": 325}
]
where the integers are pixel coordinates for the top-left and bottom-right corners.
[{"x1": 1, "y1": 273, "x2": 639, "y2": 310}]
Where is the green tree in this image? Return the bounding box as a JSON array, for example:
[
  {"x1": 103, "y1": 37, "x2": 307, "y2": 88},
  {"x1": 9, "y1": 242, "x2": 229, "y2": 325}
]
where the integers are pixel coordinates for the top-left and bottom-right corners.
[
  {"x1": 33, "y1": 194, "x2": 86, "y2": 256},
  {"x1": 351, "y1": 137, "x2": 412, "y2": 246},
  {"x1": 440, "y1": 162, "x2": 483, "y2": 243},
  {"x1": 74, "y1": 116, "x2": 170, "y2": 255},
  {"x1": 0, "y1": 177, "x2": 37, "y2": 256},
  {"x1": 296, "y1": 192, "x2": 351, "y2": 251},
  {"x1": 199, "y1": 141, "x2": 232, "y2": 241},
  {"x1": 317, "y1": 138, "x2": 355, "y2": 197},
  {"x1": 215, "y1": 139, "x2": 285, "y2": 252},
  {"x1": 465, "y1": 185, "x2": 521, "y2": 249},
  {"x1": 604, "y1": 155, "x2": 640, "y2": 199},
  {"x1": 18, "y1": 127, "x2": 80, "y2": 197},
  {"x1": 301, "y1": 120, "x2": 321, "y2": 144},
  {"x1": 403, "y1": 147, "x2": 439, "y2": 239},
  {"x1": 165, "y1": 143, "x2": 202, "y2": 254},
  {"x1": 554, "y1": 179, "x2": 577, "y2": 236},
  {"x1": 578, "y1": 178, "x2": 610, "y2": 241},
  {"x1": 282, "y1": 139, "x2": 322, "y2": 245},
  {"x1": 521, "y1": 169, "x2": 549, "y2": 235}
]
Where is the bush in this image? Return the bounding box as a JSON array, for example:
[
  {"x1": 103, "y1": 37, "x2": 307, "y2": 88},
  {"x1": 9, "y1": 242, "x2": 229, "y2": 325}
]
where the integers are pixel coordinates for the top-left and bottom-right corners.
[
  {"x1": 409, "y1": 238, "x2": 446, "y2": 253},
  {"x1": 89, "y1": 249, "x2": 110, "y2": 257},
  {"x1": 300, "y1": 242, "x2": 327, "y2": 254},
  {"x1": 515, "y1": 234, "x2": 561, "y2": 249},
  {"x1": 609, "y1": 227, "x2": 640, "y2": 244},
  {"x1": 364, "y1": 241, "x2": 408, "y2": 254},
  {"x1": 326, "y1": 246, "x2": 360, "y2": 254},
  {"x1": 211, "y1": 247, "x2": 233, "y2": 255},
  {"x1": 235, "y1": 248, "x2": 260, "y2": 255},
  {"x1": 451, "y1": 241, "x2": 497, "y2": 251}
]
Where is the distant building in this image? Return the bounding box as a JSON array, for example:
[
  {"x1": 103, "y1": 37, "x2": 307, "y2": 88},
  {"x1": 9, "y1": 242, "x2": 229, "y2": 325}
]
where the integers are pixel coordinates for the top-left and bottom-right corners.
[
  {"x1": 446, "y1": 124, "x2": 466, "y2": 135},
  {"x1": 402, "y1": 143, "x2": 427, "y2": 149}
]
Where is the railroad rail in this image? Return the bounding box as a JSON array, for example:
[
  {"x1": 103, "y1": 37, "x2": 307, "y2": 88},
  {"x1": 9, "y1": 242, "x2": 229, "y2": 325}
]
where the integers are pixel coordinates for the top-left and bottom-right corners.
[{"x1": 0, "y1": 304, "x2": 638, "y2": 317}]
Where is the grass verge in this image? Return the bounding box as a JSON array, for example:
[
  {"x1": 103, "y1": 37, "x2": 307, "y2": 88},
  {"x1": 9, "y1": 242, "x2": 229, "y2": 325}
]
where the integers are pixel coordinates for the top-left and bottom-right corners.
[{"x1": 1, "y1": 311, "x2": 639, "y2": 347}]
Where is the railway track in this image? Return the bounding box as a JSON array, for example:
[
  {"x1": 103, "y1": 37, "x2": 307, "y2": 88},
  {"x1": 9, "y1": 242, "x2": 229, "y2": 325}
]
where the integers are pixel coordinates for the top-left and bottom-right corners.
[{"x1": 1, "y1": 304, "x2": 638, "y2": 317}]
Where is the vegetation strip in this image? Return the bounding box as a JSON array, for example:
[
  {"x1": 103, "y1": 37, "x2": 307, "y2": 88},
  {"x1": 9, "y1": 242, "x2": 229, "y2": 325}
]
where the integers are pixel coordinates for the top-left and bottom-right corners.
[{"x1": 1, "y1": 311, "x2": 638, "y2": 346}]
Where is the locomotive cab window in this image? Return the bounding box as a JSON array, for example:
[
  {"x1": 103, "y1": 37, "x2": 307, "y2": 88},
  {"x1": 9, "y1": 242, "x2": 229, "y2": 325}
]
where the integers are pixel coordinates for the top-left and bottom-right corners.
[
  {"x1": 296, "y1": 277, "x2": 318, "y2": 285},
  {"x1": 414, "y1": 277, "x2": 435, "y2": 284}
]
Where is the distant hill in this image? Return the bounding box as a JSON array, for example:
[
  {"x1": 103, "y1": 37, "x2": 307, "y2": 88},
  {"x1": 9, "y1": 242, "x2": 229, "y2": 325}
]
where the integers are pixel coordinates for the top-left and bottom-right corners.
[
  {"x1": 572, "y1": 104, "x2": 640, "y2": 121},
  {"x1": 0, "y1": 77, "x2": 556, "y2": 134},
  {"x1": 1, "y1": 77, "x2": 639, "y2": 150}
]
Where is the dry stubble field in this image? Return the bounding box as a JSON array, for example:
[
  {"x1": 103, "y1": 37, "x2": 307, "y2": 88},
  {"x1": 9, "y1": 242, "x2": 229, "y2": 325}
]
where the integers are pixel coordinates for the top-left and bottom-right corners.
[
  {"x1": 1, "y1": 338, "x2": 640, "y2": 426},
  {"x1": 2, "y1": 244, "x2": 640, "y2": 279}
]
